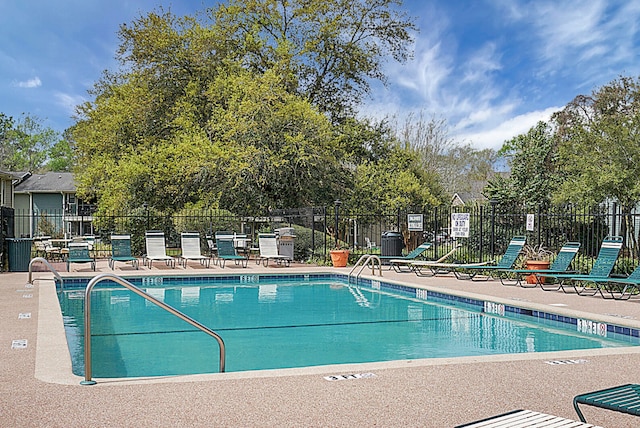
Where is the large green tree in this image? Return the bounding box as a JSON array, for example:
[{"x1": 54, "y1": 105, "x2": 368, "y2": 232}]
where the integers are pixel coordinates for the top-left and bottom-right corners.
[
  {"x1": 553, "y1": 75, "x2": 640, "y2": 249},
  {"x1": 71, "y1": 0, "x2": 426, "y2": 214}
]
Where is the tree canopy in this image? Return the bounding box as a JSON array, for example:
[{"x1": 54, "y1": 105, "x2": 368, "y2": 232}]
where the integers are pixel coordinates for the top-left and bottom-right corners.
[
  {"x1": 71, "y1": 0, "x2": 441, "y2": 214},
  {"x1": 0, "y1": 113, "x2": 70, "y2": 172}
]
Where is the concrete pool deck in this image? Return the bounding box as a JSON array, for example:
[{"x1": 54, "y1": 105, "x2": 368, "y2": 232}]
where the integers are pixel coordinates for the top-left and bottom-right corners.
[{"x1": 3, "y1": 260, "x2": 640, "y2": 427}]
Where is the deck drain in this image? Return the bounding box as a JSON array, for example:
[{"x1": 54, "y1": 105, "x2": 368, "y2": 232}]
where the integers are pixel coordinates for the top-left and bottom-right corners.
[
  {"x1": 11, "y1": 339, "x2": 28, "y2": 349},
  {"x1": 324, "y1": 373, "x2": 376, "y2": 381},
  {"x1": 18, "y1": 313, "x2": 31, "y2": 319},
  {"x1": 545, "y1": 359, "x2": 587, "y2": 365}
]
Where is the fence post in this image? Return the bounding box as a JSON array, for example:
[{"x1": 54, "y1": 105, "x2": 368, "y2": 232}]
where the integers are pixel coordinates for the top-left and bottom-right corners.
[
  {"x1": 334, "y1": 200, "x2": 341, "y2": 248},
  {"x1": 490, "y1": 199, "x2": 497, "y2": 258}
]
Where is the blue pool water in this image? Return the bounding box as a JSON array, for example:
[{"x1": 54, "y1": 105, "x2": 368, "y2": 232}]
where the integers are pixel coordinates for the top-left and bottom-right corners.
[{"x1": 58, "y1": 274, "x2": 640, "y2": 378}]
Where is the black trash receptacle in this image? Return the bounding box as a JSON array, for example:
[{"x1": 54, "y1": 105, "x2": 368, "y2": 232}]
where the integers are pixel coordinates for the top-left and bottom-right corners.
[
  {"x1": 381, "y1": 231, "x2": 404, "y2": 257},
  {"x1": 8, "y1": 238, "x2": 33, "y2": 272}
]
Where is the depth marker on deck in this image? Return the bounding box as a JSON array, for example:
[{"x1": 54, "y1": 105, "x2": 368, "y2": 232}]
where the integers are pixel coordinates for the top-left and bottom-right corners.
[
  {"x1": 11, "y1": 339, "x2": 28, "y2": 349},
  {"x1": 18, "y1": 313, "x2": 31, "y2": 319},
  {"x1": 545, "y1": 359, "x2": 587, "y2": 365},
  {"x1": 324, "y1": 373, "x2": 376, "y2": 381}
]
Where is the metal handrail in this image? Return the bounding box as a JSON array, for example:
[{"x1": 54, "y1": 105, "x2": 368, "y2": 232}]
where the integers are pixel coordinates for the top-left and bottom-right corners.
[
  {"x1": 81, "y1": 273, "x2": 225, "y2": 385},
  {"x1": 348, "y1": 255, "x2": 382, "y2": 284},
  {"x1": 27, "y1": 257, "x2": 64, "y2": 290}
]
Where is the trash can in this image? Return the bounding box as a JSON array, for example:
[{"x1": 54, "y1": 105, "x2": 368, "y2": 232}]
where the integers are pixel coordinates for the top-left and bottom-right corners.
[
  {"x1": 275, "y1": 228, "x2": 296, "y2": 260},
  {"x1": 8, "y1": 238, "x2": 33, "y2": 272},
  {"x1": 381, "y1": 231, "x2": 404, "y2": 257}
]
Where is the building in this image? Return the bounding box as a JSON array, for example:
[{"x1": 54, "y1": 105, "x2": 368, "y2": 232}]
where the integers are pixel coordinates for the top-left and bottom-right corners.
[
  {"x1": 13, "y1": 172, "x2": 95, "y2": 238},
  {"x1": 0, "y1": 170, "x2": 16, "y2": 208}
]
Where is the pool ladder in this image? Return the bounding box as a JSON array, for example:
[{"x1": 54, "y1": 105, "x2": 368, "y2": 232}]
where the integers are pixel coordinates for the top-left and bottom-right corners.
[
  {"x1": 27, "y1": 264, "x2": 227, "y2": 385},
  {"x1": 79, "y1": 273, "x2": 226, "y2": 385},
  {"x1": 27, "y1": 257, "x2": 64, "y2": 290},
  {"x1": 348, "y1": 254, "x2": 382, "y2": 284}
]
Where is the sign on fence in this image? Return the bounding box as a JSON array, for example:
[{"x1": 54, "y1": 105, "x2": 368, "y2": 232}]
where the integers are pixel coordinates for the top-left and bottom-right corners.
[
  {"x1": 526, "y1": 213, "x2": 535, "y2": 231},
  {"x1": 451, "y1": 213, "x2": 470, "y2": 238},
  {"x1": 407, "y1": 214, "x2": 423, "y2": 231}
]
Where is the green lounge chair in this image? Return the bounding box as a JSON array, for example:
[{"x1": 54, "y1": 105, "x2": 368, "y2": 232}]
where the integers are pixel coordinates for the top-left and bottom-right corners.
[
  {"x1": 257, "y1": 233, "x2": 291, "y2": 267},
  {"x1": 539, "y1": 236, "x2": 623, "y2": 293},
  {"x1": 179, "y1": 232, "x2": 211, "y2": 268},
  {"x1": 592, "y1": 264, "x2": 640, "y2": 300},
  {"x1": 216, "y1": 238, "x2": 248, "y2": 268},
  {"x1": 574, "y1": 384, "x2": 640, "y2": 423},
  {"x1": 108, "y1": 234, "x2": 139, "y2": 270},
  {"x1": 447, "y1": 236, "x2": 527, "y2": 280},
  {"x1": 386, "y1": 241, "x2": 432, "y2": 272},
  {"x1": 143, "y1": 230, "x2": 176, "y2": 269},
  {"x1": 67, "y1": 242, "x2": 95, "y2": 272},
  {"x1": 499, "y1": 241, "x2": 581, "y2": 287}
]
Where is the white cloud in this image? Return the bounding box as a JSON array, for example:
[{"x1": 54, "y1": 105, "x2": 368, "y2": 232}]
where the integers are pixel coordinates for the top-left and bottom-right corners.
[
  {"x1": 55, "y1": 92, "x2": 86, "y2": 116},
  {"x1": 454, "y1": 106, "x2": 561, "y2": 150},
  {"x1": 15, "y1": 76, "x2": 42, "y2": 88}
]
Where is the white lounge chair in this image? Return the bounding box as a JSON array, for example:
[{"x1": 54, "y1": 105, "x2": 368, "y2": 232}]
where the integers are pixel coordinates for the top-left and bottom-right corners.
[
  {"x1": 179, "y1": 232, "x2": 210, "y2": 268},
  {"x1": 143, "y1": 231, "x2": 176, "y2": 268},
  {"x1": 257, "y1": 233, "x2": 291, "y2": 267}
]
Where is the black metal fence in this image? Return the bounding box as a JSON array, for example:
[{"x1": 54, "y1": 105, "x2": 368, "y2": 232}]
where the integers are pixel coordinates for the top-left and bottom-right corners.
[{"x1": 7, "y1": 202, "x2": 640, "y2": 273}]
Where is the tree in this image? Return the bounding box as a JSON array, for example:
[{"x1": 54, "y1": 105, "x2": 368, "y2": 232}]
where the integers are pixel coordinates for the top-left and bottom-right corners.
[
  {"x1": 344, "y1": 118, "x2": 444, "y2": 211},
  {"x1": 210, "y1": 0, "x2": 416, "y2": 118},
  {"x1": 45, "y1": 130, "x2": 75, "y2": 172},
  {"x1": 483, "y1": 121, "x2": 557, "y2": 209},
  {"x1": 393, "y1": 112, "x2": 497, "y2": 197},
  {"x1": 71, "y1": 1, "x2": 425, "y2": 214},
  {"x1": 72, "y1": 65, "x2": 346, "y2": 214},
  {"x1": 0, "y1": 113, "x2": 60, "y2": 172},
  {"x1": 553, "y1": 75, "x2": 640, "y2": 250}
]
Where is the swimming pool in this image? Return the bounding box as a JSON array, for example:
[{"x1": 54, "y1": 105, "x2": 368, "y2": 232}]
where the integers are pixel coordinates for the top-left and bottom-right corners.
[{"x1": 58, "y1": 274, "x2": 640, "y2": 378}]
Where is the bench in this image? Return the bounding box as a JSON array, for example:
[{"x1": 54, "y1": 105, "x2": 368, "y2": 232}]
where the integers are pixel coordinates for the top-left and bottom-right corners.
[
  {"x1": 456, "y1": 409, "x2": 603, "y2": 427},
  {"x1": 574, "y1": 383, "x2": 640, "y2": 423}
]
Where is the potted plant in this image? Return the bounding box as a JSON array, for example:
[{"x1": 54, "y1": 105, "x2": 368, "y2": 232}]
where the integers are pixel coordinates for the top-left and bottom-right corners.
[
  {"x1": 329, "y1": 246, "x2": 350, "y2": 267},
  {"x1": 522, "y1": 244, "x2": 552, "y2": 284}
]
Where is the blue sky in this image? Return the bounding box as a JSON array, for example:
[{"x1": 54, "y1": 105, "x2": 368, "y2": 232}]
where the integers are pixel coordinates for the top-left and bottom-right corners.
[{"x1": 2, "y1": 0, "x2": 640, "y2": 150}]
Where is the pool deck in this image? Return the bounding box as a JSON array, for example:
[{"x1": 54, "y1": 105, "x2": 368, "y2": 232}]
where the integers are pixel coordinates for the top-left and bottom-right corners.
[{"x1": 3, "y1": 259, "x2": 640, "y2": 427}]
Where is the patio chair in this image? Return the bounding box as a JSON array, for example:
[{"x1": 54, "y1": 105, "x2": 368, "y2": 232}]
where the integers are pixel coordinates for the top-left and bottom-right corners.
[
  {"x1": 35, "y1": 237, "x2": 62, "y2": 261},
  {"x1": 143, "y1": 230, "x2": 176, "y2": 269},
  {"x1": 574, "y1": 384, "x2": 640, "y2": 424},
  {"x1": 433, "y1": 236, "x2": 526, "y2": 280},
  {"x1": 108, "y1": 234, "x2": 139, "y2": 270},
  {"x1": 66, "y1": 242, "x2": 95, "y2": 272},
  {"x1": 539, "y1": 236, "x2": 623, "y2": 293},
  {"x1": 257, "y1": 233, "x2": 291, "y2": 267},
  {"x1": 588, "y1": 264, "x2": 640, "y2": 300},
  {"x1": 456, "y1": 409, "x2": 603, "y2": 428},
  {"x1": 179, "y1": 232, "x2": 211, "y2": 268},
  {"x1": 498, "y1": 241, "x2": 581, "y2": 287},
  {"x1": 408, "y1": 244, "x2": 464, "y2": 276},
  {"x1": 215, "y1": 238, "x2": 248, "y2": 268},
  {"x1": 383, "y1": 241, "x2": 432, "y2": 271}
]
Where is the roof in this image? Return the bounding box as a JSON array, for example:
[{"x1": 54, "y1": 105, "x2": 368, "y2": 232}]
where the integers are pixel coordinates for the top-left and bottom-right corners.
[
  {"x1": 0, "y1": 170, "x2": 18, "y2": 180},
  {"x1": 451, "y1": 192, "x2": 486, "y2": 206},
  {"x1": 14, "y1": 172, "x2": 77, "y2": 193}
]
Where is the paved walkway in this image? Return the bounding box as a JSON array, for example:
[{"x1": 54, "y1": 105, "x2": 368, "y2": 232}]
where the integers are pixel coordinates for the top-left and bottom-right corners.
[{"x1": 3, "y1": 260, "x2": 640, "y2": 427}]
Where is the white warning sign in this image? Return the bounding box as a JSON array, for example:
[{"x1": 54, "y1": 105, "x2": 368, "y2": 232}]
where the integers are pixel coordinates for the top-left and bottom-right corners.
[{"x1": 451, "y1": 213, "x2": 470, "y2": 238}]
